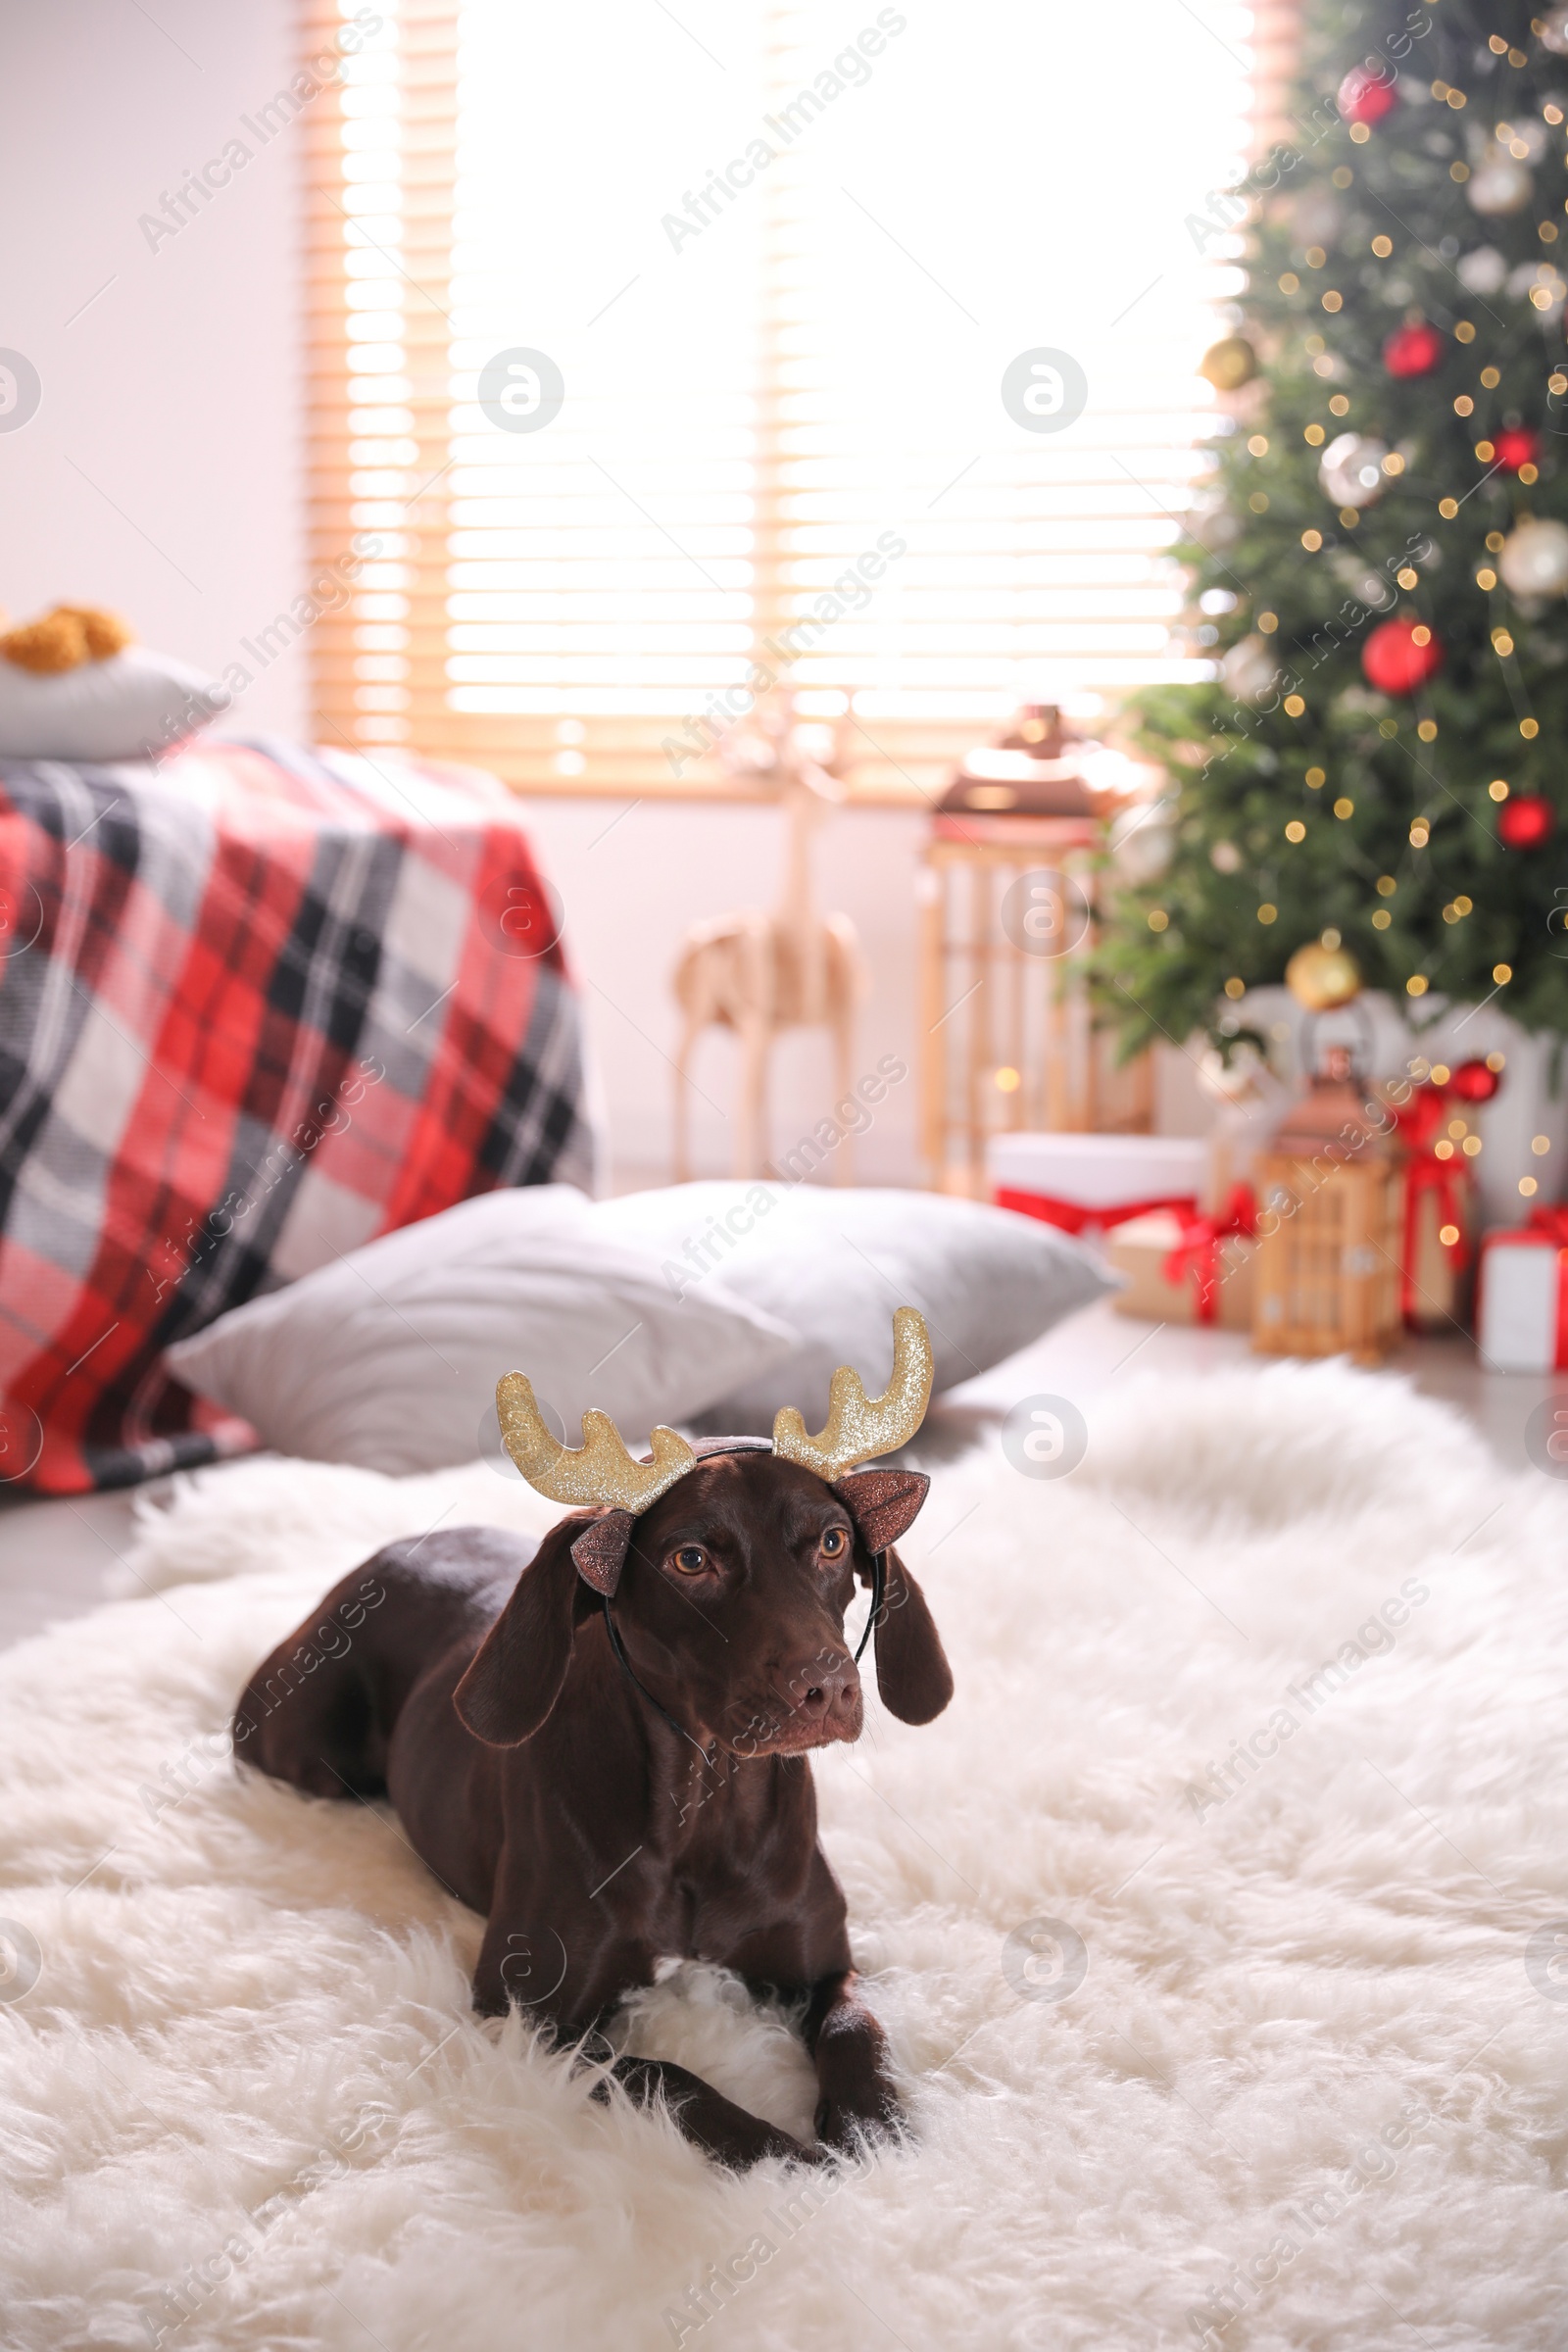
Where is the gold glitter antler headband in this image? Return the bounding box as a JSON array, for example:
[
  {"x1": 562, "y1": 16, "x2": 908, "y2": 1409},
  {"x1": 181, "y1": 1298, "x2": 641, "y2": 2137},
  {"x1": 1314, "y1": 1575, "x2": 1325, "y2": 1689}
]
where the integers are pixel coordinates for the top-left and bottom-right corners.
[
  {"x1": 771, "y1": 1305, "x2": 933, "y2": 1480},
  {"x1": 495, "y1": 1308, "x2": 933, "y2": 1509},
  {"x1": 495, "y1": 1374, "x2": 698, "y2": 1511}
]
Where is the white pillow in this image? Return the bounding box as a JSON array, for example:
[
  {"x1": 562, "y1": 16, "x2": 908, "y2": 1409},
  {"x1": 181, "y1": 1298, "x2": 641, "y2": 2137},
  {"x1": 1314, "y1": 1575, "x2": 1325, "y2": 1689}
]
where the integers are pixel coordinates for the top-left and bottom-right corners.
[
  {"x1": 165, "y1": 1186, "x2": 801, "y2": 1476},
  {"x1": 0, "y1": 646, "x2": 224, "y2": 761},
  {"x1": 590, "y1": 1182, "x2": 1116, "y2": 1433}
]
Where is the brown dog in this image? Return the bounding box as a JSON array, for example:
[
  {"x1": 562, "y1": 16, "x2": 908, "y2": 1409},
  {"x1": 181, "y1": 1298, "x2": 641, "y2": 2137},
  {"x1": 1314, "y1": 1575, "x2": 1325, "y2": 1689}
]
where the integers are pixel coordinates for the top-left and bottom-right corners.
[{"x1": 233, "y1": 1416, "x2": 953, "y2": 2168}]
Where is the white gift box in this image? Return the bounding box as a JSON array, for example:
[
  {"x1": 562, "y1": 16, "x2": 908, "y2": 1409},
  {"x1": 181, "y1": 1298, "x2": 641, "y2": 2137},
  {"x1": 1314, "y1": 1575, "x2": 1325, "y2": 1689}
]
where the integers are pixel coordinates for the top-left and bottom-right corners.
[
  {"x1": 989, "y1": 1132, "x2": 1208, "y2": 1235},
  {"x1": 1476, "y1": 1223, "x2": 1568, "y2": 1372}
]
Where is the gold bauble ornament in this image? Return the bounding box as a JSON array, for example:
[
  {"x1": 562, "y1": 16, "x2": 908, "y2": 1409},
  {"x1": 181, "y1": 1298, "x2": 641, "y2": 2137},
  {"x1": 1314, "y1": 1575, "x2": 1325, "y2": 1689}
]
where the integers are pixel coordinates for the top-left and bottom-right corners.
[
  {"x1": 1286, "y1": 940, "x2": 1362, "y2": 1011},
  {"x1": 1199, "y1": 335, "x2": 1259, "y2": 392}
]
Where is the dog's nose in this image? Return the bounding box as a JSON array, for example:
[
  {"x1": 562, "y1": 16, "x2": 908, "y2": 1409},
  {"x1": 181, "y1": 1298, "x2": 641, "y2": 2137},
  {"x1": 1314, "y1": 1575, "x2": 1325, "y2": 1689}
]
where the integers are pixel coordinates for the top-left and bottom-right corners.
[{"x1": 782, "y1": 1655, "x2": 860, "y2": 1724}]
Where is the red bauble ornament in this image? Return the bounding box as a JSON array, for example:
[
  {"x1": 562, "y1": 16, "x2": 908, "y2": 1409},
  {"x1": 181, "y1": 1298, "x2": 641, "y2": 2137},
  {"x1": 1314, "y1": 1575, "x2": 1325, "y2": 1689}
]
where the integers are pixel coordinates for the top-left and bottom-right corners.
[
  {"x1": 1384, "y1": 322, "x2": 1444, "y2": 378},
  {"x1": 1498, "y1": 793, "x2": 1554, "y2": 849},
  {"x1": 1493, "y1": 425, "x2": 1541, "y2": 473},
  {"x1": 1448, "y1": 1057, "x2": 1501, "y2": 1104},
  {"x1": 1338, "y1": 64, "x2": 1397, "y2": 125},
  {"x1": 1362, "y1": 616, "x2": 1443, "y2": 695}
]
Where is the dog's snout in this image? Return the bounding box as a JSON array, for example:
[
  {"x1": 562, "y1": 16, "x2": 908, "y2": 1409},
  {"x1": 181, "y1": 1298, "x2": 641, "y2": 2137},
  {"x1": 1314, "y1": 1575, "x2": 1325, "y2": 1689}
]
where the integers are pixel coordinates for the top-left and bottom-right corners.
[{"x1": 782, "y1": 1654, "x2": 859, "y2": 1724}]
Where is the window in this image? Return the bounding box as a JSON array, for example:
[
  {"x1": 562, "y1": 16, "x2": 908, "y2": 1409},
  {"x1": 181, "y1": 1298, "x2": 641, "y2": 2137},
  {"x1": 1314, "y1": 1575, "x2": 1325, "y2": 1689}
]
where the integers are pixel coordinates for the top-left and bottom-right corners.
[{"x1": 304, "y1": 0, "x2": 1292, "y2": 798}]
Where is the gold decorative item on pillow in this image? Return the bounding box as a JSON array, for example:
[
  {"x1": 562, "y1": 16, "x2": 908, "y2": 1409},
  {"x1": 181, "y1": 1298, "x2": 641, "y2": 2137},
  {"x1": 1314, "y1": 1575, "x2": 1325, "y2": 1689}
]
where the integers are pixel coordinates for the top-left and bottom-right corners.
[{"x1": 0, "y1": 605, "x2": 133, "y2": 674}]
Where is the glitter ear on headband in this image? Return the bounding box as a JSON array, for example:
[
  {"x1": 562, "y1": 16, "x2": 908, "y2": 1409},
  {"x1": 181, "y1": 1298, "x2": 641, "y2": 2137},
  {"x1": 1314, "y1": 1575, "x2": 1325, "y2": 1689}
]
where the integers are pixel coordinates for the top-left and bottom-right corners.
[{"x1": 496, "y1": 1306, "x2": 934, "y2": 1508}]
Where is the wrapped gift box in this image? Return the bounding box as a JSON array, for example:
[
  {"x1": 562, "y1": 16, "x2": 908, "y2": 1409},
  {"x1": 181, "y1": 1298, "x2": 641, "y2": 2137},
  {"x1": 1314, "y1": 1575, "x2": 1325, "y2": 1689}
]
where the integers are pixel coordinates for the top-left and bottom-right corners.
[
  {"x1": 1402, "y1": 1161, "x2": 1477, "y2": 1333},
  {"x1": 989, "y1": 1132, "x2": 1207, "y2": 1236},
  {"x1": 1106, "y1": 1206, "x2": 1256, "y2": 1330},
  {"x1": 1476, "y1": 1210, "x2": 1568, "y2": 1370}
]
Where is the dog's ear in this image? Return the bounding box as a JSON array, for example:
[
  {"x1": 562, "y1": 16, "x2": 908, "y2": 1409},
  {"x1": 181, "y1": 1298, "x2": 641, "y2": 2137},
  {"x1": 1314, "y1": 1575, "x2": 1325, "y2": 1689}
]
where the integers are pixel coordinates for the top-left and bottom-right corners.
[
  {"x1": 834, "y1": 1472, "x2": 949, "y2": 1722},
  {"x1": 861, "y1": 1543, "x2": 954, "y2": 1727},
  {"x1": 454, "y1": 1512, "x2": 618, "y2": 1746},
  {"x1": 832, "y1": 1468, "x2": 929, "y2": 1553},
  {"x1": 568, "y1": 1508, "x2": 635, "y2": 1595}
]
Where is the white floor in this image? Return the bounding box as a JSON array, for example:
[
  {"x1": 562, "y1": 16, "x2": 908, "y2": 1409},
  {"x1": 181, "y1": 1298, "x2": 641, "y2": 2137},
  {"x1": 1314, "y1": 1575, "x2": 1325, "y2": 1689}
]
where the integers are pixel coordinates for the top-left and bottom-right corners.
[
  {"x1": 942, "y1": 1293, "x2": 1564, "y2": 1477},
  {"x1": 0, "y1": 1481, "x2": 151, "y2": 1651},
  {"x1": 0, "y1": 1296, "x2": 1558, "y2": 1654}
]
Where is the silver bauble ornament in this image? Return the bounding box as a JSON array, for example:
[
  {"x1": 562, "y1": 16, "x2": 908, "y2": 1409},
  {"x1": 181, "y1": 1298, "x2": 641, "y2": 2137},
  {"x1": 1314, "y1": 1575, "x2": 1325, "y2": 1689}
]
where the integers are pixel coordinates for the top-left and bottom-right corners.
[
  {"x1": 1109, "y1": 797, "x2": 1175, "y2": 883},
  {"x1": 1541, "y1": 3, "x2": 1568, "y2": 52},
  {"x1": 1502, "y1": 118, "x2": 1548, "y2": 163},
  {"x1": 1456, "y1": 244, "x2": 1506, "y2": 294},
  {"x1": 1291, "y1": 185, "x2": 1342, "y2": 248},
  {"x1": 1188, "y1": 495, "x2": 1241, "y2": 553},
  {"x1": 1332, "y1": 552, "x2": 1396, "y2": 611},
  {"x1": 1318, "y1": 431, "x2": 1389, "y2": 510},
  {"x1": 1197, "y1": 1041, "x2": 1271, "y2": 1106},
  {"x1": 1221, "y1": 635, "x2": 1280, "y2": 705},
  {"x1": 1498, "y1": 516, "x2": 1568, "y2": 598},
  {"x1": 1466, "y1": 156, "x2": 1533, "y2": 216}
]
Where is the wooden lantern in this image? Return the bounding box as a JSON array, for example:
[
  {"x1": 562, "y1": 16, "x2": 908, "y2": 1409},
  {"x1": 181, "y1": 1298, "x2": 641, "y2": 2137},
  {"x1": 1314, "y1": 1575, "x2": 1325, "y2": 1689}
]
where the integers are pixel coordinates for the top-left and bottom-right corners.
[
  {"x1": 1251, "y1": 1053, "x2": 1403, "y2": 1362},
  {"x1": 917, "y1": 706, "x2": 1158, "y2": 1195},
  {"x1": 917, "y1": 817, "x2": 1161, "y2": 1193}
]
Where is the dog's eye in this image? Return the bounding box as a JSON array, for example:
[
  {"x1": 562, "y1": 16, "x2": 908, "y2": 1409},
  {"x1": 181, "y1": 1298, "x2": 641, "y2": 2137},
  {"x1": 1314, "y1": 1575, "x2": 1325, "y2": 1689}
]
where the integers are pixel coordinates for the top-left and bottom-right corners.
[
  {"x1": 818, "y1": 1528, "x2": 849, "y2": 1560},
  {"x1": 669, "y1": 1544, "x2": 710, "y2": 1576}
]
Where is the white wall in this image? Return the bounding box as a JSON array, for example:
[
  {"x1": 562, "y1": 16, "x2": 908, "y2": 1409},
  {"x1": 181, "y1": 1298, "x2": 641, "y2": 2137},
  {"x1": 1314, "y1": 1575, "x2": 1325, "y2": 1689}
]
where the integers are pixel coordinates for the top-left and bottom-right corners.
[
  {"x1": 0, "y1": 0, "x2": 309, "y2": 736},
  {"x1": 516, "y1": 797, "x2": 927, "y2": 1188}
]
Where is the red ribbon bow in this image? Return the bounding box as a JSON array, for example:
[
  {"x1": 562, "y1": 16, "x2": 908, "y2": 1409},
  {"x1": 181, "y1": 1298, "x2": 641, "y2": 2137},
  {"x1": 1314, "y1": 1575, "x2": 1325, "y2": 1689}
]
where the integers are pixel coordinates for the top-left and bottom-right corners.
[
  {"x1": 1161, "y1": 1183, "x2": 1257, "y2": 1325},
  {"x1": 1401, "y1": 1152, "x2": 1469, "y2": 1299},
  {"x1": 1526, "y1": 1203, "x2": 1568, "y2": 1246}
]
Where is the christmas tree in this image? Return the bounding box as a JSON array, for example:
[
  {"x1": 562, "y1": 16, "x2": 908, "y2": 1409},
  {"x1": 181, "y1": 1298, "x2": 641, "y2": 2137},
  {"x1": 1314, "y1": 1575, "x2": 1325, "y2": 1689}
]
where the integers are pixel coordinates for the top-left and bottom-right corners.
[{"x1": 1098, "y1": 0, "x2": 1568, "y2": 1060}]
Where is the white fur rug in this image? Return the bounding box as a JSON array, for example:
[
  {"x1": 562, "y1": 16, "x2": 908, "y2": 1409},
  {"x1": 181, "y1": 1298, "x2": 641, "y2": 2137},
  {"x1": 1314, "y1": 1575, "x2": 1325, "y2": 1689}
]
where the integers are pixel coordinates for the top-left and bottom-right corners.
[{"x1": 4, "y1": 1360, "x2": 1568, "y2": 2352}]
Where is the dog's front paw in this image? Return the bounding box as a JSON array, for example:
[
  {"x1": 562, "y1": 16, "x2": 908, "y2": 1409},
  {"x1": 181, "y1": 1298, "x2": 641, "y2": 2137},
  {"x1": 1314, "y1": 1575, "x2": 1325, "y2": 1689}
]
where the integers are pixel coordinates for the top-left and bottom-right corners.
[
  {"x1": 813, "y1": 2080, "x2": 905, "y2": 2153},
  {"x1": 606, "y1": 2055, "x2": 830, "y2": 2172}
]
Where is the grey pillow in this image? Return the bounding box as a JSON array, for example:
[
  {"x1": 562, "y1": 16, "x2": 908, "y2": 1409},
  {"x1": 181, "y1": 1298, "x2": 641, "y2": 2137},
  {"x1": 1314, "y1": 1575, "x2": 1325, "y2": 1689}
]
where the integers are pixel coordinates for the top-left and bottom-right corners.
[
  {"x1": 165, "y1": 1185, "x2": 801, "y2": 1475},
  {"x1": 0, "y1": 646, "x2": 225, "y2": 760},
  {"x1": 590, "y1": 1182, "x2": 1115, "y2": 1433}
]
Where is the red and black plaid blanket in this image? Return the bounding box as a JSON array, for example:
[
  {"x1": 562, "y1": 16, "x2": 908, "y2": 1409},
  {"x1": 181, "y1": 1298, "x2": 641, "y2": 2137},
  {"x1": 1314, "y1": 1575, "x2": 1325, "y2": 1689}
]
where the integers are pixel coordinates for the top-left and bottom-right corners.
[{"x1": 0, "y1": 737, "x2": 593, "y2": 1491}]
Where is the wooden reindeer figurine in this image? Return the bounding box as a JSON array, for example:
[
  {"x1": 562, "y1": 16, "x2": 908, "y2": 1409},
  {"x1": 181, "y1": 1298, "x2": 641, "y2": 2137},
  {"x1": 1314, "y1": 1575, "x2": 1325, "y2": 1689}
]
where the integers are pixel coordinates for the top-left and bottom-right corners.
[{"x1": 672, "y1": 699, "x2": 867, "y2": 1183}]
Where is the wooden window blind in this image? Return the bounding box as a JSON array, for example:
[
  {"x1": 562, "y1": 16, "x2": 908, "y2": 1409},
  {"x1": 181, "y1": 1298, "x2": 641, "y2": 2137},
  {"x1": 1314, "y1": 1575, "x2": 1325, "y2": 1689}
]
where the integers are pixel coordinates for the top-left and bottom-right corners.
[{"x1": 304, "y1": 0, "x2": 1297, "y2": 802}]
